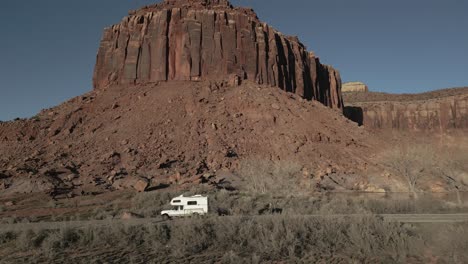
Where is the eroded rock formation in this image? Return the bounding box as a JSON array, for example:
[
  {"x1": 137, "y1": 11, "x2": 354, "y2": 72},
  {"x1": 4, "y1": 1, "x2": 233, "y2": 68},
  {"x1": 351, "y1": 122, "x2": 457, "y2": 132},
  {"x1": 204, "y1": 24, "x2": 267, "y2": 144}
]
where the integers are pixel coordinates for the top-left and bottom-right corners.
[
  {"x1": 342, "y1": 82, "x2": 368, "y2": 93},
  {"x1": 344, "y1": 88, "x2": 468, "y2": 132},
  {"x1": 93, "y1": 0, "x2": 343, "y2": 109}
]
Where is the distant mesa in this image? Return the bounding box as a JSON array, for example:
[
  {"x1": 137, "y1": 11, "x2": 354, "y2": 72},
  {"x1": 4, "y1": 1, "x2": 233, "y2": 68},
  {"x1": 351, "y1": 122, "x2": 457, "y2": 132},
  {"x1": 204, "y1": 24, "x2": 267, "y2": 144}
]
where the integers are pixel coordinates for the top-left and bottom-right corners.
[
  {"x1": 342, "y1": 82, "x2": 369, "y2": 93},
  {"x1": 344, "y1": 87, "x2": 468, "y2": 132},
  {"x1": 93, "y1": 0, "x2": 344, "y2": 110}
]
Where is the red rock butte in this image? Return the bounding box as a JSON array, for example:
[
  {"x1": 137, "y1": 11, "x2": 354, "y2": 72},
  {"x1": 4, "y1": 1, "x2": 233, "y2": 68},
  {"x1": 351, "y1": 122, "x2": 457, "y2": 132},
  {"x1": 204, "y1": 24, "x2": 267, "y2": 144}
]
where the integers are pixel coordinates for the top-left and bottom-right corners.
[{"x1": 93, "y1": 0, "x2": 344, "y2": 109}]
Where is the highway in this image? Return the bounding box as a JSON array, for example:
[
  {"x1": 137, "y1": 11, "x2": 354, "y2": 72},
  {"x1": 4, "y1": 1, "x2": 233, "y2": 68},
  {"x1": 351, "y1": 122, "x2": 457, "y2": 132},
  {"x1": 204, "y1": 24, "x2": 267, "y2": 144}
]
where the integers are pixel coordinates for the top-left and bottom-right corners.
[{"x1": 1, "y1": 213, "x2": 468, "y2": 232}]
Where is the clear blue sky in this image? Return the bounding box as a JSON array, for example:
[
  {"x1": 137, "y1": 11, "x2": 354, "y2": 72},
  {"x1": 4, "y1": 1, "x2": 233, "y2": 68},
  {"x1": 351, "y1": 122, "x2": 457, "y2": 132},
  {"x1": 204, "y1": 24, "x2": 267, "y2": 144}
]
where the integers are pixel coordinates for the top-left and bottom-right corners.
[{"x1": 1, "y1": 0, "x2": 467, "y2": 121}]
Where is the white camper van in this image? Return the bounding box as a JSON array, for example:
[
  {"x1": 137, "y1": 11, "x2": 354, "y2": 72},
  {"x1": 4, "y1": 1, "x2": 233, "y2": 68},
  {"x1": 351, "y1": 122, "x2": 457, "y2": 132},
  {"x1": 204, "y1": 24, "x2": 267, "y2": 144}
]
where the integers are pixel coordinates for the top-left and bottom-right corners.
[{"x1": 160, "y1": 195, "x2": 208, "y2": 218}]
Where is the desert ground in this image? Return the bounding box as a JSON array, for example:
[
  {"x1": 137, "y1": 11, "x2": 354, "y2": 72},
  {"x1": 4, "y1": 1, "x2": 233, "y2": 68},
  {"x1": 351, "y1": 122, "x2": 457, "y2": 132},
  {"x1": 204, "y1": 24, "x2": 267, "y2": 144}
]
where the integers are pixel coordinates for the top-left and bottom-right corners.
[{"x1": 1, "y1": 0, "x2": 468, "y2": 263}]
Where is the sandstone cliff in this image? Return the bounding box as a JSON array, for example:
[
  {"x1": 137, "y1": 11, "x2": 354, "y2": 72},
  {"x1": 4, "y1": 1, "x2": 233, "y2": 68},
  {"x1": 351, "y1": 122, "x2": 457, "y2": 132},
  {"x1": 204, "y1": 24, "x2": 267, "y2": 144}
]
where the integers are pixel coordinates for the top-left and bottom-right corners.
[
  {"x1": 1, "y1": 0, "x2": 383, "y2": 197},
  {"x1": 344, "y1": 87, "x2": 468, "y2": 132},
  {"x1": 93, "y1": 0, "x2": 343, "y2": 109}
]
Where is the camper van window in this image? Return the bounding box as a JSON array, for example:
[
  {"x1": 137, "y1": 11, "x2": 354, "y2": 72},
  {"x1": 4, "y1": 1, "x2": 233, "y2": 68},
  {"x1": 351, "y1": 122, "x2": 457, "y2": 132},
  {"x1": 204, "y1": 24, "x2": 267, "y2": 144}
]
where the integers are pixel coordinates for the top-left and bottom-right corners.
[
  {"x1": 188, "y1": 201, "x2": 197, "y2": 205},
  {"x1": 173, "y1": 200, "x2": 181, "y2": 203}
]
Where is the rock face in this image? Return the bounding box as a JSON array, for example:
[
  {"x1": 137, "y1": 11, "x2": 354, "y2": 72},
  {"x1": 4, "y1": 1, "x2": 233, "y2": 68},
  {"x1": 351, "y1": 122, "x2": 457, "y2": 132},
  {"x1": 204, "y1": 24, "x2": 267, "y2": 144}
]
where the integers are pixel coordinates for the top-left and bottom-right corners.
[
  {"x1": 0, "y1": 81, "x2": 379, "y2": 196},
  {"x1": 342, "y1": 82, "x2": 368, "y2": 93},
  {"x1": 344, "y1": 87, "x2": 468, "y2": 132},
  {"x1": 93, "y1": 0, "x2": 343, "y2": 110}
]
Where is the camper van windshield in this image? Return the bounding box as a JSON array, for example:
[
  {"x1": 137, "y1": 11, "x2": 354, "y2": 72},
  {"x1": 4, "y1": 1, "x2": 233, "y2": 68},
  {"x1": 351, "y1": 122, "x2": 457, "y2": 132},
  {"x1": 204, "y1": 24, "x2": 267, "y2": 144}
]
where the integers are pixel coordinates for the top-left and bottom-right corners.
[{"x1": 173, "y1": 206, "x2": 184, "y2": 211}]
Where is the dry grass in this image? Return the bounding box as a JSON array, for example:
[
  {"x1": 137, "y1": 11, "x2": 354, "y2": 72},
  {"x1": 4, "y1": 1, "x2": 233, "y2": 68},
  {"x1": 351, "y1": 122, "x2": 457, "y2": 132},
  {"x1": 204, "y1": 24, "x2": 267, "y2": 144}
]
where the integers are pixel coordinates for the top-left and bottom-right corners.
[
  {"x1": 1, "y1": 214, "x2": 467, "y2": 263},
  {"x1": 90, "y1": 190, "x2": 468, "y2": 220},
  {"x1": 380, "y1": 142, "x2": 468, "y2": 197},
  {"x1": 237, "y1": 159, "x2": 304, "y2": 195},
  {"x1": 1, "y1": 192, "x2": 468, "y2": 263},
  {"x1": 380, "y1": 145, "x2": 437, "y2": 197},
  {"x1": 0, "y1": 215, "x2": 419, "y2": 263}
]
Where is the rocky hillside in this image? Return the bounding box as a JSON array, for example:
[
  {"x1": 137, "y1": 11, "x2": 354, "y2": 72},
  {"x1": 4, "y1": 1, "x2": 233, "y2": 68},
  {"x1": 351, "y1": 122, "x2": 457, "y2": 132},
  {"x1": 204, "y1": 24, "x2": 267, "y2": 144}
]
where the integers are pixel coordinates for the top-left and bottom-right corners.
[
  {"x1": 0, "y1": 0, "x2": 384, "y2": 197},
  {"x1": 344, "y1": 87, "x2": 468, "y2": 132},
  {"x1": 93, "y1": 0, "x2": 343, "y2": 110},
  {"x1": 0, "y1": 81, "x2": 377, "y2": 196}
]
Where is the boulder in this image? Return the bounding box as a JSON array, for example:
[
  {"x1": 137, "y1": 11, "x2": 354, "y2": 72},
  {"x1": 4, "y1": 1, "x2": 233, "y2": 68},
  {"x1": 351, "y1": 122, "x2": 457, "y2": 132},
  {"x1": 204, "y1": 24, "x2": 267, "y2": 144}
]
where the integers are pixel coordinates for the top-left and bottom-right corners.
[
  {"x1": 1, "y1": 176, "x2": 57, "y2": 195},
  {"x1": 134, "y1": 178, "x2": 149, "y2": 192},
  {"x1": 112, "y1": 176, "x2": 149, "y2": 192},
  {"x1": 121, "y1": 211, "x2": 143, "y2": 220}
]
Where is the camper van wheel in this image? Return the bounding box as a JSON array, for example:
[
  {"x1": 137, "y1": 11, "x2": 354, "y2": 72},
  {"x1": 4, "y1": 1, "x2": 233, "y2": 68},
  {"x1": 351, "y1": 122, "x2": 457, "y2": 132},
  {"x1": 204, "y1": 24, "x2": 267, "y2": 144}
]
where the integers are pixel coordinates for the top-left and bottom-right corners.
[{"x1": 162, "y1": 214, "x2": 170, "y2": 221}]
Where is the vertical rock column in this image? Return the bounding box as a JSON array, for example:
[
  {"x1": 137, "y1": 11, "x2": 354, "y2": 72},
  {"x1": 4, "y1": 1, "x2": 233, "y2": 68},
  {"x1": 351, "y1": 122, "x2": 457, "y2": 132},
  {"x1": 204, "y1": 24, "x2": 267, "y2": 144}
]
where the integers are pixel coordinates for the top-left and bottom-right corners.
[{"x1": 93, "y1": 6, "x2": 344, "y2": 110}]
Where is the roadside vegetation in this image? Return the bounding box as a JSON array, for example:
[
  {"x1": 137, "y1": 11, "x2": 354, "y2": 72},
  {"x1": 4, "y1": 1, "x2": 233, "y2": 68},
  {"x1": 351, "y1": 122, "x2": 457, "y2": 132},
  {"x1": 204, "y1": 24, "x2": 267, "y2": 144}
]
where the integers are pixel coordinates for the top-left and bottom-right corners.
[
  {"x1": 0, "y1": 141, "x2": 467, "y2": 262},
  {"x1": 1, "y1": 212, "x2": 468, "y2": 263},
  {"x1": 4, "y1": 186, "x2": 467, "y2": 227},
  {"x1": 1, "y1": 188, "x2": 468, "y2": 263},
  {"x1": 379, "y1": 141, "x2": 468, "y2": 200}
]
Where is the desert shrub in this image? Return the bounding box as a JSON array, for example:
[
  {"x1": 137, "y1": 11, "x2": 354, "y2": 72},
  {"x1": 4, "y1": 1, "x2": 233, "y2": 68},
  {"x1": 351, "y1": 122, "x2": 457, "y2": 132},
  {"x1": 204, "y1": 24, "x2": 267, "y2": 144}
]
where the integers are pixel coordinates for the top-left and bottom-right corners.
[
  {"x1": 139, "y1": 215, "x2": 416, "y2": 262},
  {"x1": 31, "y1": 115, "x2": 41, "y2": 121},
  {"x1": 358, "y1": 197, "x2": 416, "y2": 214},
  {"x1": 0, "y1": 217, "x2": 18, "y2": 224},
  {"x1": 417, "y1": 223, "x2": 468, "y2": 263},
  {"x1": 168, "y1": 217, "x2": 218, "y2": 256},
  {"x1": 380, "y1": 142, "x2": 468, "y2": 200},
  {"x1": 316, "y1": 196, "x2": 369, "y2": 214},
  {"x1": 131, "y1": 191, "x2": 176, "y2": 217},
  {"x1": 41, "y1": 232, "x2": 61, "y2": 256},
  {"x1": 221, "y1": 251, "x2": 243, "y2": 264},
  {"x1": 77, "y1": 225, "x2": 97, "y2": 246},
  {"x1": 32, "y1": 229, "x2": 49, "y2": 248},
  {"x1": 40, "y1": 227, "x2": 83, "y2": 257},
  {"x1": 434, "y1": 146, "x2": 468, "y2": 204},
  {"x1": 90, "y1": 207, "x2": 115, "y2": 220},
  {"x1": 237, "y1": 159, "x2": 303, "y2": 195},
  {"x1": 146, "y1": 223, "x2": 171, "y2": 248},
  {"x1": 6, "y1": 215, "x2": 468, "y2": 263},
  {"x1": 221, "y1": 195, "x2": 259, "y2": 215},
  {"x1": 3, "y1": 190, "x2": 468, "y2": 262},
  {"x1": 193, "y1": 191, "x2": 467, "y2": 217},
  {"x1": 129, "y1": 189, "x2": 468, "y2": 219},
  {"x1": 380, "y1": 145, "x2": 437, "y2": 198},
  {"x1": 344, "y1": 216, "x2": 417, "y2": 262},
  {"x1": 87, "y1": 224, "x2": 124, "y2": 248},
  {"x1": 47, "y1": 200, "x2": 58, "y2": 208},
  {"x1": 116, "y1": 225, "x2": 148, "y2": 248},
  {"x1": 61, "y1": 228, "x2": 80, "y2": 247},
  {"x1": 217, "y1": 193, "x2": 468, "y2": 216},
  {"x1": 0, "y1": 231, "x2": 16, "y2": 244},
  {"x1": 183, "y1": 185, "x2": 213, "y2": 196},
  {"x1": 16, "y1": 229, "x2": 36, "y2": 250},
  {"x1": 13, "y1": 229, "x2": 49, "y2": 250},
  {"x1": 355, "y1": 194, "x2": 460, "y2": 214}
]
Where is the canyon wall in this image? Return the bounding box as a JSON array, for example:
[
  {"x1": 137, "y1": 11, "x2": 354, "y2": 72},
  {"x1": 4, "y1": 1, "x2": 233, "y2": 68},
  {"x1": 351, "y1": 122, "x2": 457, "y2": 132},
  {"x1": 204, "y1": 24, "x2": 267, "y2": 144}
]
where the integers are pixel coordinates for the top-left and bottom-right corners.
[
  {"x1": 93, "y1": 0, "x2": 343, "y2": 109},
  {"x1": 344, "y1": 88, "x2": 468, "y2": 132}
]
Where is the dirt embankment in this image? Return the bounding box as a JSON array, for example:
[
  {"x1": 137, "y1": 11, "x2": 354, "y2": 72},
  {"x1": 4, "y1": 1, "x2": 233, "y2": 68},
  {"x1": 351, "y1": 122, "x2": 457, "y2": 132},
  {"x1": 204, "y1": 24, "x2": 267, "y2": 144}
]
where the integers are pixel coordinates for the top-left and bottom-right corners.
[{"x1": 0, "y1": 81, "x2": 383, "y2": 197}]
